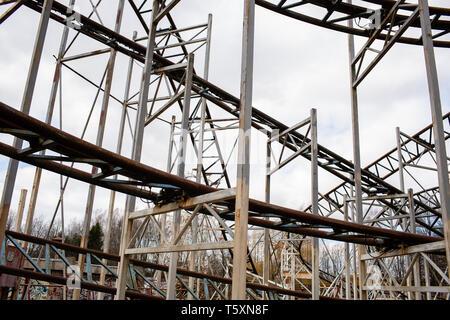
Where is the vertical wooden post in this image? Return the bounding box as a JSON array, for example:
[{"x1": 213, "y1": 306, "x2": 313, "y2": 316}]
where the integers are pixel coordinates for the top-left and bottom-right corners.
[
  {"x1": 231, "y1": 0, "x2": 255, "y2": 300},
  {"x1": 263, "y1": 133, "x2": 271, "y2": 298},
  {"x1": 408, "y1": 188, "x2": 421, "y2": 300}
]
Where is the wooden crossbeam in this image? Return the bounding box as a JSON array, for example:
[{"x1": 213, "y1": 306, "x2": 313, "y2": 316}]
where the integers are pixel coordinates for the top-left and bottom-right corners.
[{"x1": 128, "y1": 188, "x2": 236, "y2": 220}]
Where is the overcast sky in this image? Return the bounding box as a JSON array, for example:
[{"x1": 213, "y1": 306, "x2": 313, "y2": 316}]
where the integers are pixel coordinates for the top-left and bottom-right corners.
[{"x1": 0, "y1": 0, "x2": 449, "y2": 229}]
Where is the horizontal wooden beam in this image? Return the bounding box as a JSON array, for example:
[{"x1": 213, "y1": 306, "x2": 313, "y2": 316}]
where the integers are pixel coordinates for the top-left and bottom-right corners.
[
  {"x1": 125, "y1": 241, "x2": 234, "y2": 255},
  {"x1": 129, "y1": 188, "x2": 236, "y2": 220}
]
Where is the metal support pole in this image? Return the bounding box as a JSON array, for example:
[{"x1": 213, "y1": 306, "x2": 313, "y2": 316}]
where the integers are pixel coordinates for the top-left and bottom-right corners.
[
  {"x1": 231, "y1": 0, "x2": 255, "y2": 300},
  {"x1": 0, "y1": 0, "x2": 54, "y2": 248},
  {"x1": 167, "y1": 53, "x2": 195, "y2": 300},
  {"x1": 418, "y1": 0, "x2": 450, "y2": 271},
  {"x1": 311, "y1": 108, "x2": 319, "y2": 300},
  {"x1": 396, "y1": 126, "x2": 412, "y2": 297},
  {"x1": 74, "y1": 0, "x2": 125, "y2": 300},
  {"x1": 115, "y1": 0, "x2": 160, "y2": 300},
  {"x1": 14, "y1": 189, "x2": 27, "y2": 233},
  {"x1": 30, "y1": 6, "x2": 75, "y2": 285},
  {"x1": 97, "y1": 30, "x2": 136, "y2": 301},
  {"x1": 347, "y1": 0, "x2": 367, "y2": 299},
  {"x1": 0, "y1": 0, "x2": 26, "y2": 24},
  {"x1": 396, "y1": 127, "x2": 405, "y2": 192},
  {"x1": 408, "y1": 188, "x2": 421, "y2": 300}
]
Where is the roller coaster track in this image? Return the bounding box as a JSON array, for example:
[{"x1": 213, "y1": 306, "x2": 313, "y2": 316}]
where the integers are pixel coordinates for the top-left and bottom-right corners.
[{"x1": 256, "y1": 0, "x2": 450, "y2": 47}]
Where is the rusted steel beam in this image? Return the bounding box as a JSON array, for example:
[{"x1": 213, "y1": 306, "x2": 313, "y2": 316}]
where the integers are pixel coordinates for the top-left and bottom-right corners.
[{"x1": 0, "y1": 0, "x2": 26, "y2": 24}]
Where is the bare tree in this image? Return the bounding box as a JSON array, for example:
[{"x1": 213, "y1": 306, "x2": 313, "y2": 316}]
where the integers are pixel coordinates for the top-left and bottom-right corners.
[{"x1": 5, "y1": 210, "x2": 16, "y2": 231}]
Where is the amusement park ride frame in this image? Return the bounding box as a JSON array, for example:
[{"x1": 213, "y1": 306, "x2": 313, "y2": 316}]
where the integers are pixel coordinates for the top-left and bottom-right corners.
[{"x1": 0, "y1": 0, "x2": 448, "y2": 300}]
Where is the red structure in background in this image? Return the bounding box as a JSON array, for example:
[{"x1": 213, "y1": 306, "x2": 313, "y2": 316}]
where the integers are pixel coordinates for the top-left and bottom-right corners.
[{"x1": 0, "y1": 246, "x2": 24, "y2": 299}]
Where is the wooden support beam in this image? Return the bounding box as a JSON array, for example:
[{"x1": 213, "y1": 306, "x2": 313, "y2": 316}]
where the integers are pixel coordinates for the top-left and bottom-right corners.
[{"x1": 129, "y1": 188, "x2": 236, "y2": 220}]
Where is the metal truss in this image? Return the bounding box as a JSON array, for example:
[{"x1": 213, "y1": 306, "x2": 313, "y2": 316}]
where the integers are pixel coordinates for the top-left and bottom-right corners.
[{"x1": 0, "y1": 0, "x2": 449, "y2": 301}]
